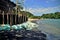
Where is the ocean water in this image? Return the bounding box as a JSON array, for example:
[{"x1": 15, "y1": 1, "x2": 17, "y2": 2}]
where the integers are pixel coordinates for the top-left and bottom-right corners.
[{"x1": 36, "y1": 19, "x2": 60, "y2": 40}]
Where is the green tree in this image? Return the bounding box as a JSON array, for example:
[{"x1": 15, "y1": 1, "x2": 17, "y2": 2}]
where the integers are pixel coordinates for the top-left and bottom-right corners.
[{"x1": 41, "y1": 12, "x2": 60, "y2": 19}]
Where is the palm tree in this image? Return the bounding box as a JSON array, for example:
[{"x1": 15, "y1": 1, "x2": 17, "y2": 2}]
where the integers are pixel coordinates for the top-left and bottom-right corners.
[{"x1": 15, "y1": 0, "x2": 23, "y2": 24}]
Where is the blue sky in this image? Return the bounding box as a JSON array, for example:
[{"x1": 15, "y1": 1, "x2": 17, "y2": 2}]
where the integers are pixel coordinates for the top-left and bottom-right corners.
[{"x1": 11, "y1": 0, "x2": 60, "y2": 16}]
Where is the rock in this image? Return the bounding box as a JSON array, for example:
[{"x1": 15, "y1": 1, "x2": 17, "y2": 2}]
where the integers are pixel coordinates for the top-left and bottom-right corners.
[{"x1": 0, "y1": 29, "x2": 47, "y2": 40}]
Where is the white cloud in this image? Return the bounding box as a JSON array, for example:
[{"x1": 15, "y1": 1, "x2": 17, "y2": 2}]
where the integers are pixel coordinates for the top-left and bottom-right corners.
[
  {"x1": 45, "y1": 0, "x2": 58, "y2": 3},
  {"x1": 46, "y1": 1, "x2": 49, "y2": 3},
  {"x1": 23, "y1": 6, "x2": 60, "y2": 16}
]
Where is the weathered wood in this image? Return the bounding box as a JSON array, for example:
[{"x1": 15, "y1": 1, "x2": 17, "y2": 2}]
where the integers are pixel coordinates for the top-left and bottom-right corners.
[
  {"x1": 7, "y1": 13, "x2": 9, "y2": 24},
  {"x1": 2, "y1": 11, "x2": 4, "y2": 25}
]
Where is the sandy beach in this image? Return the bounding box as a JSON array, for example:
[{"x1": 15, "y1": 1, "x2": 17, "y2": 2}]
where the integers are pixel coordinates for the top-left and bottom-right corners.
[{"x1": 28, "y1": 18, "x2": 39, "y2": 21}]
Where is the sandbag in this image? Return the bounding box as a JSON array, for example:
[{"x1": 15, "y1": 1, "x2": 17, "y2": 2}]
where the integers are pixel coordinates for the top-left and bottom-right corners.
[
  {"x1": 1, "y1": 24, "x2": 10, "y2": 30},
  {"x1": 12, "y1": 25, "x2": 18, "y2": 30}
]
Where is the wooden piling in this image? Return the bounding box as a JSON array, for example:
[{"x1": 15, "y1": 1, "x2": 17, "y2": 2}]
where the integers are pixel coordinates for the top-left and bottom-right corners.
[{"x1": 2, "y1": 11, "x2": 4, "y2": 25}]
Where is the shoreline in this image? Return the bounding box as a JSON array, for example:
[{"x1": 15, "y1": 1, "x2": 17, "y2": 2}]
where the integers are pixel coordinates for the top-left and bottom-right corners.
[
  {"x1": 28, "y1": 18, "x2": 40, "y2": 24},
  {"x1": 28, "y1": 18, "x2": 40, "y2": 21}
]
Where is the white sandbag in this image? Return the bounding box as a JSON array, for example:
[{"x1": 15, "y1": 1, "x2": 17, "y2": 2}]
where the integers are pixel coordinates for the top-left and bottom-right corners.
[
  {"x1": 12, "y1": 25, "x2": 18, "y2": 30},
  {"x1": 0, "y1": 26, "x2": 2, "y2": 30},
  {"x1": 16, "y1": 24, "x2": 23, "y2": 30},
  {"x1": 1, "y1": 24, "x2": 10, "y2": 30}
]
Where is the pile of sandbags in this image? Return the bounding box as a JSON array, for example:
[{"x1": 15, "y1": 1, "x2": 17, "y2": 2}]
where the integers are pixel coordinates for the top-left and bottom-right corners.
[
  {"x1": 0, "y1": 21, "x2": 38, "y2": 30},
  {"x1": 21, "y1": 21, "x2": 38, "y2": 30}
]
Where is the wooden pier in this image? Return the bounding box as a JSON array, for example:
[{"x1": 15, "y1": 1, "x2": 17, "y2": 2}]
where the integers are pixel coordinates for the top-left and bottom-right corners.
[{"x1": 0, "y1": 0, "x2": 28, "y2": 25}]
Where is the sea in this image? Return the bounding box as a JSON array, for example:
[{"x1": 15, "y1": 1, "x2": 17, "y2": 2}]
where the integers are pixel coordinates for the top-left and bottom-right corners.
[{"x1": 35, "y1": 19, "x2": 60, "y2": 40}]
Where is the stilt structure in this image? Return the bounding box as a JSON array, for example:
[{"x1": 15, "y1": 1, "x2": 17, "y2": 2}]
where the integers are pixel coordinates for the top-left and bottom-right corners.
[
  {"x1": 0, "y1": 0, "x2": 16, "y2": 25},
  {"x1": 0, "y1": 0, "x2": 28, "y2": 25}
]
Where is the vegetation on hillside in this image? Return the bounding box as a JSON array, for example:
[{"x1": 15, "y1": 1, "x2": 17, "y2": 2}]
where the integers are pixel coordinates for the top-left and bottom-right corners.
[
  {"x1": 20, "y1": 11, "x2": 41, "y2": 19},
  {"x1": 21, "y1": 11, "x2": 60, "y2": 19},
  {"x1": 41, "y1": 12, "x2": 60, "y2": 19}
]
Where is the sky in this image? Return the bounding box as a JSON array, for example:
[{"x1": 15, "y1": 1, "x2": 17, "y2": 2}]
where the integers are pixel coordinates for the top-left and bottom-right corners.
[{"x1": 11, "y1": 0, "x2": 60, "y2": 16}]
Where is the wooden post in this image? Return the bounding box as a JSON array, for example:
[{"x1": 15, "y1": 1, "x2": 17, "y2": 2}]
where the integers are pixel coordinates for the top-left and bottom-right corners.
[
  {"x1": 15, "y1": 14, "x2": 16, "y2": 24},
  {"x1": 7, "y1": 13, "x2": 9, "y2": 24},
  {"x1": 2, "y1": 11, "x2": 4, "y2": 25},
  {"x1": 10, "y1": 14, "x2": 12, "y2": 26},
  {"x1": 23, "y1": 15, "x2": 24, "y2": 22},
  {"x1": 15, "y1": 0, "x2": 18, "y2": 24},
  {"x1": 10, "y1": 14, "x2": 11, "y2": 25},
  {"x1": 12, "y1": 10, "x2": 14, "y2": 25},
  {"x1": 25, "y1": 15, "x2": 26, "y2": 22}
]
